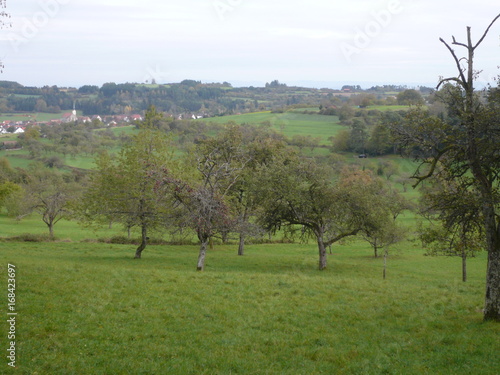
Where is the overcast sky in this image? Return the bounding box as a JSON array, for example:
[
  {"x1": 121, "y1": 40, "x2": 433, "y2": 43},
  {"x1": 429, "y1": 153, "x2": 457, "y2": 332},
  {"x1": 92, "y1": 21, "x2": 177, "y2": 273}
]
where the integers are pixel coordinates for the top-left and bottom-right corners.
[{"x1": 1, "y1": 0, "x2": 498, "y2": 89}]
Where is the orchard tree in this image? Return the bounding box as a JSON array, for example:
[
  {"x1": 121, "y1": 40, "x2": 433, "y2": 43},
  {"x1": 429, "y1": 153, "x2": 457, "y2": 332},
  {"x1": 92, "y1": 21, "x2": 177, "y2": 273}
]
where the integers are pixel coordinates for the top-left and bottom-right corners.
[
  {"x1": 330, "y1": 129, "x2": 350, "y2": 153},
  {"x1": 367, "y1": 123, "x2": 393, "y2": 156},
  {"x1": 169, "y1": 183, "x2": 234, "y2": 271},
  {"x1": 258, "y1": 155, "x2": 391, "y2": 270},
  {"x1": 231, "y1": 126, "x2": 287, "y2": 255},
  {"x1": 419, "y1": 222, "x2": 483, "y2": 283},
  {"x1": 360, "y1": 187, "x2": 410, "y2": 258},
  {"x1": 14, "y1": 165, "x2": 81, "y2": 238},
  {"x1": 80, "y1": 106, "x2": 177, "y2": 259},
  {"x1": 349, "y1": 119, "x2": 368, "y2": 154},
  {"x1": 396, "y1": 89, "x2": 424, "y2": 106},
  {"x1": 418, "y1": 172, "x2": 484, "y2": 282},
  {"x1": 0, "y1": 180, "x2": 20, "y2": 212},
  {"x1": 391, "y1": 14, "x2": 500, "y2": 321},
  {"x1": 163, "y1": 125, "x2": 251, "y2": 270}
]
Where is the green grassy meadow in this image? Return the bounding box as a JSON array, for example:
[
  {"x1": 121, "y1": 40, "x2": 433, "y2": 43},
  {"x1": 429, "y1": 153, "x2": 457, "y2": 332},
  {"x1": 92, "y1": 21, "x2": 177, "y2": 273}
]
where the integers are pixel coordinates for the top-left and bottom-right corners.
[
  {"x1": 204, "y1": 112, "x2": 343, "y2": 145},
  {"x1": 365, "y1": 105, "x2": 410, "y2": 112},
  {"x1": 1, "y1": 109, "x2": 499, "y2": 373},
  {"x1": 1, "y1": 232, "x2": 498, "y2": 374},
  {"x1": 0, "y1": 148, "x2": 97, "y2": 170}
]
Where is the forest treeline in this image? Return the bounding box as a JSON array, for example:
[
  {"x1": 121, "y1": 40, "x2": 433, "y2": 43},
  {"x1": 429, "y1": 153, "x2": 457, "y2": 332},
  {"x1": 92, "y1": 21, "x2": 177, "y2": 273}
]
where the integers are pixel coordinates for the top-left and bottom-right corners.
[{"x1": 0, "y1": 79, "x2": 432, "y2": 117}]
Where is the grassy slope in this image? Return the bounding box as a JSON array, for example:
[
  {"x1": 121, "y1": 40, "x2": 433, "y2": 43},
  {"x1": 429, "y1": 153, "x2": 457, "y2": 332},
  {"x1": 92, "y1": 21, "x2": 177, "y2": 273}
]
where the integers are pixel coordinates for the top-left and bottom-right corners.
[
  {"x1": 0, "y1": 240, "x2": 497, "y2": 374},
  {"x1": 0, "y1": 109, "x2": 497, "y2": 374},
  {"x1": 204, "y1": 112, "x2": 343, "y2": 145}
]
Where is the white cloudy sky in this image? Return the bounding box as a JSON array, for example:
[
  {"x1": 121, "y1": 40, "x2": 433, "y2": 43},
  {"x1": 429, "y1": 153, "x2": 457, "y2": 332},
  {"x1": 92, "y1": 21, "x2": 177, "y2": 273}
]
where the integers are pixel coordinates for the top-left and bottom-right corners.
[{"x1": 0, "y1": 0, "x2": 498, "y2": 88}]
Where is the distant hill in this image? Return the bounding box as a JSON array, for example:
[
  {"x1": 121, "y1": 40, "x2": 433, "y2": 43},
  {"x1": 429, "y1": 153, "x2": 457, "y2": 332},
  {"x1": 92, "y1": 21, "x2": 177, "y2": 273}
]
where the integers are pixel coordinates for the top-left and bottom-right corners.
[{"x1": 0, "y1": 80, "x2": 433, "y2": 118}]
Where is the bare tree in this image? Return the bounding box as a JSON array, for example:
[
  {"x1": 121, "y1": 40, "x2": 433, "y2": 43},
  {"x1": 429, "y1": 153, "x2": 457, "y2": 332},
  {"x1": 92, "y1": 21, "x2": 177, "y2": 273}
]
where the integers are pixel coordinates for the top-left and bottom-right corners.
[{"x1": 392, "y1": 14, "x2": 500, "y2": 321}]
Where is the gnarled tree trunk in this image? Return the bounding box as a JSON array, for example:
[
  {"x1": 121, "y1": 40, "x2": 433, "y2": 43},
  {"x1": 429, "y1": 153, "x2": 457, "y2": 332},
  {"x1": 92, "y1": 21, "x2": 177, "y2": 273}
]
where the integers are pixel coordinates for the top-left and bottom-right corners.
[
  {"x1": 197, "y1": 238, "x2": 209, "y2": 271},
  {"x1": 238, "y1": 233, "x2": 245, "y2": 256},
  {"x1": 317, "y1": 235, "x2": 327, "y2": 271},
  {"x1": 134, "y1": 225, "x2": 148, "y2": 259},
  {"x1": 462, "y1": 252, "x2": 467, "y2": 283},
  {"x1": 484, "y1": 243, "x2": 500, "y2": 320},
  {"x1": 47, "y1": 222, "x2": 54, "y2": 239}
]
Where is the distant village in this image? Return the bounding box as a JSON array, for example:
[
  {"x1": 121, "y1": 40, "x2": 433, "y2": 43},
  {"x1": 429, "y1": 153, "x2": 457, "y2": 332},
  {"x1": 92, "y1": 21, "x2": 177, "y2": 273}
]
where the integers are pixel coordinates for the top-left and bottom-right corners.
[
  {"x1": 0, "y1": 109, "x2": 209, "y2": 136},
  {"x1": 0, "y1": 110, "x2": 146, "y2": 135}
]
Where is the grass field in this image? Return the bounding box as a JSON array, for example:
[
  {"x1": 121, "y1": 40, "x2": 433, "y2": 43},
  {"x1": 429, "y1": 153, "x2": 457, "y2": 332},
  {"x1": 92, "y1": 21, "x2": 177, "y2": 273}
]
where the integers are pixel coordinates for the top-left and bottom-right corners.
[
  {"x1": 0, "y1": 143, "x2": 496, "y2": 374},
  {"x1": 203, "y1": 112, "x2": 343, "y2": 145},
  {"x1": 2, "y1": 106, "x2": 497, "y2": 373},
  {"x1": 365, "y1": 105, "x2": 411, "y2": 112},
  {"x1": 0, "y1": 235, "x2": 498, "y2": 374},
  {"x1": 0, "y1": 148, "x2": 97, "y2": 170}
]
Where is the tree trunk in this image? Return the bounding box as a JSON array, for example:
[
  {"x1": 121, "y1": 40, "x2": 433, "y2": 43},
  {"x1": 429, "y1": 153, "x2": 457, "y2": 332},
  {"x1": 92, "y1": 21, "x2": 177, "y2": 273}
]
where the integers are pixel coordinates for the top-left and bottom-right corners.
[
  {"x1": 474, "y1": 180, "x2": 500, "y2": 320},
  {"x1": 462, "y1": 252, "x2": 467, "y2": 283},
  {"x1": 372, "y1": 237, "x2": 379, "y2": 258},
  {"x1": 222, "y1": 230, "x2": 229, "y2": 244},
  {"x1": 484, "y1": 249, "x2": 500, "y2": 321},
  {"x1": 238, "y1": 207, "x2": 249, "y2": 256},
  {"x1": 134, "y1": 225, "x2": 147, "y2": 259},
  {"x1": 238, "y1": 233, "x2": 245, "y2": 256},
  {"x1": 197, "y1": 238, "x2": 209, "y2": 271},
  {"x1": 383, "y1": 252, "x2": 387, "y2": 280},
  {"x1": 317, "y1": 236, "x2": 327, "y2": 271},
  {"x1": 48, "y1": 222, "x2": 54, "y2": 238}
]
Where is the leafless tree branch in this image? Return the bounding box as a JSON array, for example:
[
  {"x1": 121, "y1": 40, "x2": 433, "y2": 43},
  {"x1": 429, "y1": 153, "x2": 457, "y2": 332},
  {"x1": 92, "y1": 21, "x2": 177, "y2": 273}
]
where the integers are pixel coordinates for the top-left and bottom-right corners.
[
  {"x1": 438, "y1": 37, "x2": 468, "y2": 88},
  {"x1": 473, "y1": 13, "x2": 500, "y2": 50}
]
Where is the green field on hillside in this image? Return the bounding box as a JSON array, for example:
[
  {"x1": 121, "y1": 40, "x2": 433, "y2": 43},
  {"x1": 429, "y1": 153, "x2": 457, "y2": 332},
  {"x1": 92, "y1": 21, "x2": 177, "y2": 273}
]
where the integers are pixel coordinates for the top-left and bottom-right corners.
[
  {"x1": 203, "y1": 112, "x2": 343, "y2": 145},
  {"x1": 0, "y1": 148, "x2": 97, "y2": 170},
  {"x1": 0, "y1": 235, "x2": 497, "y2": 374},
  {"x1": 365, "y1": 105, "x2": 411, "y2": 112}
]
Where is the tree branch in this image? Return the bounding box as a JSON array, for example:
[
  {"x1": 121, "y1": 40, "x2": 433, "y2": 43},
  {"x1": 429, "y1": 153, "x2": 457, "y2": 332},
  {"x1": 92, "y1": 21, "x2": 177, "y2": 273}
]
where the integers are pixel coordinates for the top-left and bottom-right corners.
[
  {"x1": 325, "y1": 229, "x2": 360, "y2": 247},
  {"x1": 438, "y1": 37, "x2": 467, "y2": 88},
  {"x1": 412, "y1": 146, "x2": 454, "y2": 188},
  {"x1": 451, "y1": 35, "x2": 468, "y2": 49},
  {"x1": 473, "y1": 13, "x2": 500, "y2": 50},
  {"x1": 437, "y1": 77, "x2": 466, "y2": 90}
]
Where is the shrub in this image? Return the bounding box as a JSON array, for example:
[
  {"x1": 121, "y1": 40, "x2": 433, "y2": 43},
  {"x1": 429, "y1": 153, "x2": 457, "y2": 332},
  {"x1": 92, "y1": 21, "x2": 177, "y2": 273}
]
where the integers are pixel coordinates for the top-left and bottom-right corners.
[{"x1": 4, "y1": 233, "x2": 55, "y2": 242}]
